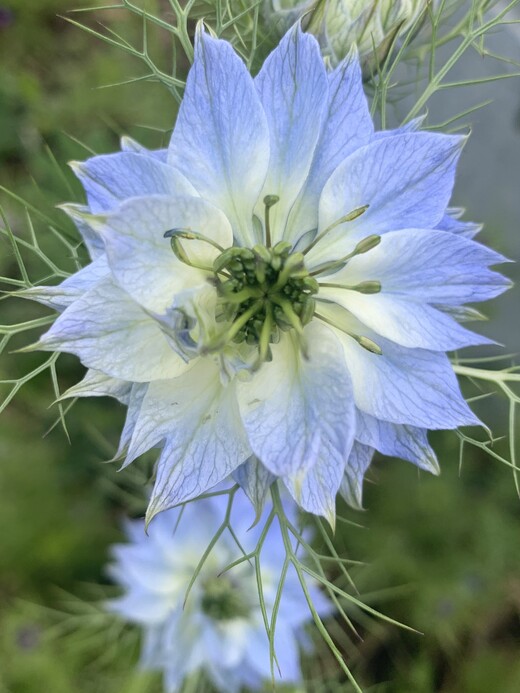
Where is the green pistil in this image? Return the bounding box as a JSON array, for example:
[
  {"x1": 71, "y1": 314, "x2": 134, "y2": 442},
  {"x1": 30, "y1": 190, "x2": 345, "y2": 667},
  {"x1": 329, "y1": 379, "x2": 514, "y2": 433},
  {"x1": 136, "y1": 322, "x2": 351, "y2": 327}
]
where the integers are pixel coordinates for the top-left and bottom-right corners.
[
  {"x1": 200, "y1": 577, "x2": 250, "y2": 621},
  {"x1": 212, "y1": 242, "x2": 318, "y2": 356}
]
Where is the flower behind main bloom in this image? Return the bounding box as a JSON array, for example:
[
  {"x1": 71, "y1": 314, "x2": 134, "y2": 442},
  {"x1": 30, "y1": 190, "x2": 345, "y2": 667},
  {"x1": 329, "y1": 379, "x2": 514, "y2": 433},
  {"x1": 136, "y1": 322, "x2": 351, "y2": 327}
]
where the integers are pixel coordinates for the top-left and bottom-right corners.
[
  {"x1": 27, "y1": 25, "x2": 509, "y2": 523},
  {"x1": 107, "y1": 490, "x2": 330, "y2": 692},
  {"x1": 264, "y1": 0, "x2": 443, "y2": 70}
]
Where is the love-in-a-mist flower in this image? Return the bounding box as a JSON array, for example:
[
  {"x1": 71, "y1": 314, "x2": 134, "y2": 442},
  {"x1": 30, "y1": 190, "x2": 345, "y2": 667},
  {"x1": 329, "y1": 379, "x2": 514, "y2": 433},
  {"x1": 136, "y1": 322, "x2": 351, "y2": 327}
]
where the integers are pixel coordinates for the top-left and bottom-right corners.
[
  {"x1": 26, "y1": 26, "x2": 509, "y2": 524},
  {"x1": 107, "y1": 490, "x2": 330, "y2": 692},
  {"x1": 265, "y1": 0, "x2": 431, "y2": 69}
]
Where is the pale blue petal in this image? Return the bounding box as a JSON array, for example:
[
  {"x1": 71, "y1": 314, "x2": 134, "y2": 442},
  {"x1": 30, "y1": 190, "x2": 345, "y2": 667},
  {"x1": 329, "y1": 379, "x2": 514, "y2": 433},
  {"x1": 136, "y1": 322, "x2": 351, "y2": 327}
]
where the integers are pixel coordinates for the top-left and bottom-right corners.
[
  {"x1": 38, "y1": 278, "x2": 189, "y2": 382},
  {"x1": 339, "y1": 442, "x2": 374, "y2": 509},
  {"x1": 338, "y1": 332, "x2": 480, "y2": 429},
  {"x1": 316, "y1": 302, "x2": 480, "y2": 429},
  {"x1": 374, "y1": 115, "x2": 426, "y2": 138},
  {"x1": 356, "y1": 411, "x2": 439, "y2": 474},
  {"x1": 232, "y1": 456, "x2": 275, "y2": 518},
  {"x1": 120, "y1": 135, "x2": 168, "y2": 162},
  {"x1": 286, "y1": 48, "x2": 374, "y2": 242},
  {"x1": 116, "y1": 384, "x2": 148, "y2": 458},
  {"x1": 129, "y1": 362, "x2": 250, "y2": 519},
  {"x1": 70, "y1": 151, "x2": 196, "y2": 213},
  {"x1": 238, "y1": 323, "x2": 355, "y2": 477},
  {"x1": 339, "y1": 228, "x2": 510, "y2": 305},
  {"x1": 319, "y1": 288, "x2": 495, "y2": 350},
  {"x1": 99, "y1": 195, "x2": 231, "y2": 313},
  {"x1": 255, "y1": 25, "x2": 329, "y2": 244},
  {"x1": 238, "y1": 323, "x2": 355, "y2": 522},
  {"x1": 62, "y1": 369, "x2": 132, "y2": 404},
  {"x1": 282, "y1": 448, "x2": 341, "y2": 523},
  {"x1": 18, "y1": 254, "x2": 109, "y2": 311},
  {"x1": 309, "y1": 133, "x2": 465, "y2": 266},
  {"x1": 436, "y1": 207, "x2": 482, "y2": 238},
  {"x1": 168, "y1": 28, "x2": 270, "y2": 247},
  {"x1": 60, "y1": 203, "x2": 104, "y2": 259}
]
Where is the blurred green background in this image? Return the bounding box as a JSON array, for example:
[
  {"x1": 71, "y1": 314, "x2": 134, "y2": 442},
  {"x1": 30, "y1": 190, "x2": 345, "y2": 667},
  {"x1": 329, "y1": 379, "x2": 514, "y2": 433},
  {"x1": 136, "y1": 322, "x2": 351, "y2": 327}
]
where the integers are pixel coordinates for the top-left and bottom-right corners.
[{"x1": 0, "y1": 2, "x2": 519, "y2": 692}]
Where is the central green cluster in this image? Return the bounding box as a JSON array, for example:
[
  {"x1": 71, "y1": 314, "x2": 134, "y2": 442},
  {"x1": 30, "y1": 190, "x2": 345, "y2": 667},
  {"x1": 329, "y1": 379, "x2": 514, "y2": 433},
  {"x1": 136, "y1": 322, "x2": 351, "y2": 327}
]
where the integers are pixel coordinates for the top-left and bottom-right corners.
[
  {"x1": 213, "y1": 242, "x2": 319, "y2": 348},
  {"x1": 200, "y1": 577, "x2": 250, "y2": 621}
]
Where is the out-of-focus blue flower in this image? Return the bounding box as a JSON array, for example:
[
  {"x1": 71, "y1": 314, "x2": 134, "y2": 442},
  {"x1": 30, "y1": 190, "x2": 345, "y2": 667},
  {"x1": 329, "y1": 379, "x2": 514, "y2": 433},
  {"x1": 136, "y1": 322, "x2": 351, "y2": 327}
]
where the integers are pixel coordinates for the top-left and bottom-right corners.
[
  {"x1": 26, "y1": 25, "x2": 509, "y2": 523},
  {"x1": 107, "y1": 490, "x2": 330, "y2": 692}
]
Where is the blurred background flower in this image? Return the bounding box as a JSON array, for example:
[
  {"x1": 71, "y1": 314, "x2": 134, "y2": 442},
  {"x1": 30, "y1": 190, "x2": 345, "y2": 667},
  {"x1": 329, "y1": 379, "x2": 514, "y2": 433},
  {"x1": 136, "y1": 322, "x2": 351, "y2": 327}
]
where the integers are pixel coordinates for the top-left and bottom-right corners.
[{"x1": 108, "y1": 489, "x2": 331, "y2": 692}]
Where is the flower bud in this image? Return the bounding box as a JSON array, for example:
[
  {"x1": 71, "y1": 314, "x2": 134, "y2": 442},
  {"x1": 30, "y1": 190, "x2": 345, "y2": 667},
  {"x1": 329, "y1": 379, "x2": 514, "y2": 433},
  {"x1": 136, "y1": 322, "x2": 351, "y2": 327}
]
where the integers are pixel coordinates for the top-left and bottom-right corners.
[{"x1": 265, "y1": 0, "x2": 441, "y2": 72}]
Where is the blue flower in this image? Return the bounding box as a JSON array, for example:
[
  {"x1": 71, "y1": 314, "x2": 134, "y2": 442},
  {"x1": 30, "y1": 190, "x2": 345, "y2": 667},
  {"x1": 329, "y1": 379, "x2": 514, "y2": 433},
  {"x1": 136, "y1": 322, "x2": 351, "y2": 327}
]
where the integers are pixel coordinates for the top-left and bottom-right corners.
[
  {"x1": 107, "y1": 490, "x2": 330, "y2": 692},
  {"x1": 27, "y1": 26, "x2": 509, "y2": 523}
]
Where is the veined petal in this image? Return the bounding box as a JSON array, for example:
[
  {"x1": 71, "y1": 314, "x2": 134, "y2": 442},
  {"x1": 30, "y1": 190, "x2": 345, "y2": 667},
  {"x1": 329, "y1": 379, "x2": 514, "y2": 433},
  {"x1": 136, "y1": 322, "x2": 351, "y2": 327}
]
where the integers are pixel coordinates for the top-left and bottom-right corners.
[
  {"x1": 238, "y1": 322, "x2": 355, "y2": 490},
  {"x1": 436, "y1": 207, "x2": 482, "y2": 238},
  {"x1": 60, "y1": 203, "x2": 105, "y2": 259},
  {"x1": 99, "y1": 195, "x2": 231, "y2": 313},
  {"x1": 168, "y1": 28, "x2": 270, "y2": 247},
  {"x1": 255, "y1": 25, "x2": 329, "y2": 244},
  {"x1": 38, "y1": 278, "x2": 190, "y2": 382},
  {"x1": 232, "y1": 457, "x2": 275, "y2": 519},
  {"x1": 62, "y1": 368, "x2": 132, "y2": 404},
  {"x1": 308, "y1": 133, "x2": 465, "y2": 266},
  {"x1": 316, "y1": 302, "x2": 479, "y2": 429},
  {"x1": 336, "y1": 228, "x2": 510, "y2": 305},
  {"x1": 116, "y1": 384, "x2": 149, "y2": 459},
  {"x1": 120, "y1": 136, "x2": 168, "y2": 162},
  {"x1": 339, "y1": 442, "x2": 374, "y2": 510},
  {"x1": 286, "y1": 49, "x2": 374, "y2": 243},
  {"x1": 70, "y1": 151, "x2": 197, "y2": 213},
  {"x1": 319, "y1": 288, "x2": 494, "y2": 350},
  {"x1": 18, "y1": 254, "x2": 109, "y2": 311},
  {"x1": 343, "y1": 337, "x2": 479, "y2": 429},
  {"x1": 356, "y1": 411, "x2": 439, "y2": 474},
  {"x1": 142, "y1": 361, "x2": 251, "y2": 520}
]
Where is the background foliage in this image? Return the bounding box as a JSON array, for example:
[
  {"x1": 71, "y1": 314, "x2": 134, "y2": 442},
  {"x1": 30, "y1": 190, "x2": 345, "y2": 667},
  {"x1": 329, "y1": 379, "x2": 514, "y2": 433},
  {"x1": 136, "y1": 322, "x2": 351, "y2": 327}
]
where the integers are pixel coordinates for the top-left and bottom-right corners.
[{"x1": 0, "y1": 1, "x2": 519, "y2": 691}]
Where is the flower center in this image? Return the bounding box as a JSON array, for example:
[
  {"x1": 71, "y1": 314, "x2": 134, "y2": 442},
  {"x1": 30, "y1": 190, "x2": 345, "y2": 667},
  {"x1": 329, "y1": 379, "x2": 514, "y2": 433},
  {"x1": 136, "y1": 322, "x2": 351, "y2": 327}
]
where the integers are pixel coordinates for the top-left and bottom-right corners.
[
  {"x1": 200, "y1": 576, "x2": 250, "y2": 621},
  {"x1": 213, "y1": 242, "x2": 319, "y2": 350}
]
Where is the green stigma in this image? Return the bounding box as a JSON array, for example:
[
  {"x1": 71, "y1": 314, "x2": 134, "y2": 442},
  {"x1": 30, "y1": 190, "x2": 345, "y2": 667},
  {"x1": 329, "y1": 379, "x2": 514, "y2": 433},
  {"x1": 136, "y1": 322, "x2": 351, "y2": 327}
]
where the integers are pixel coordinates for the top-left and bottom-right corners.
[
  {"x1": 200, "y1": 577, "x2": 250, "y2": 621},
  {"x1": 212, "y1": 240, "x2": 318, "y2": 361}
]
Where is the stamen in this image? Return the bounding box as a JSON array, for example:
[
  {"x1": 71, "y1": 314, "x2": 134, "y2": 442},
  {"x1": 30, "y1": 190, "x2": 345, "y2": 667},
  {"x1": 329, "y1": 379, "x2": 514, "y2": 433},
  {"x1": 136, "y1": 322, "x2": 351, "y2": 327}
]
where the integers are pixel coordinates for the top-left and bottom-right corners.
[
  {"x1": 310, "y1": 234, "x2": 381, "y2": 277},
  {"x1": 164, "y1": 227, "x2": 225, "y2": 253},
  {"x1": 263, "y1": 195, "x2": 280, "y2": 248},
  {"x1": 318, "y1": 280, "x2": 382, "y2": 294},
  {"x1": 302, "y1": 205, "x2": 369, "y2": 256},
  {"x1": 314, "y1": 311, "x2": 382, "y2": 355}
]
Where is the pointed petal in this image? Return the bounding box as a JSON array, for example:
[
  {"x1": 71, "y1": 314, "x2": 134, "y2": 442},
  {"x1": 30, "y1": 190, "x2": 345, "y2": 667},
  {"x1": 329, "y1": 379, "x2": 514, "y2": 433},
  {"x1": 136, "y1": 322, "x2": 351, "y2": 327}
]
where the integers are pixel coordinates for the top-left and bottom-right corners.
[
  {"x1": 335, "y1": 228, "x2": 510, "y2": 305},
  {"x1": 339, "y1": 442, "x2": 374, "y2": 510},
  {"x1": 18, "y1": 255, "x2": 109, "y2": 311},
  {"x1": 308, "y1": 133, "x2": 465, "y2": 266},
  {"x1": 168, "y1": 28, "x2": 270, "y2": 247},
  {"x1": 116, "y1": 384, "x2": 149, "y2": 458},
  {"x1": 122, "y1": 361, "x2": 250, "y2": 519},
  {"x1": 99, "y1": 195, "x2": 231, "y2": 313},
  {"x1": 238, "y1": 322, "x2": 355, "y2": 517},
  {"x1": 319, "y1": 288, "x2": 494, "y2": 350},
  {"x1": 436, "y1": 208, "x2": 482, "y2": 238},
  {"x1": 342, "y1": 335, "x2": 479, "y2": 429},
  {"x1": 120, "y1": 136, "x2": 168, "y2": 162},
  {"x1": 38, "y1": 278, "x2": 190, "y2": 382},
  {"x1": 287, "y1": 49, "x2": 374, "y2": 243},
  {"x1": 316, "y1": 303, "x2": 480, "y2": 429},
  {"x1": 255, "y1": 25, "x2": 329, "y2": 243},
  {"x1": 62, "y1": 368, "x2": 132, "y2": 404},
  {"x1": 356, "y1": 411, "x2": 439, "y2": 474},
  {"x1": 70, "y1": 151, "x2": 196, "y2": 213},
  {"x1": 60, "y1": 203, "x2": 105, "y2": 259},
  {"x1": 232, "y1": 457, "x2": 275, "y2": 519}
]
